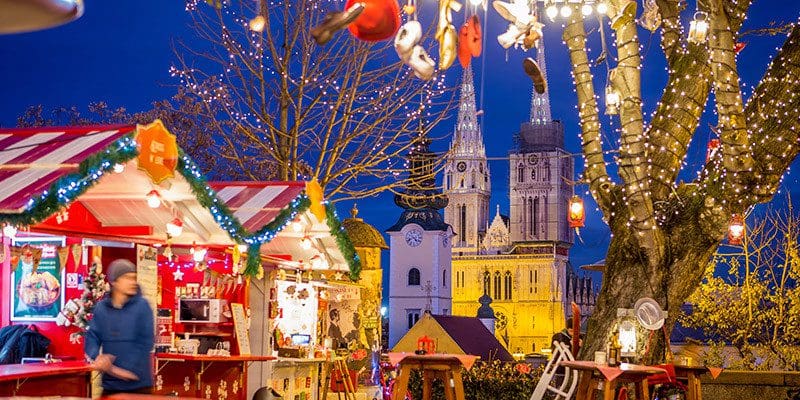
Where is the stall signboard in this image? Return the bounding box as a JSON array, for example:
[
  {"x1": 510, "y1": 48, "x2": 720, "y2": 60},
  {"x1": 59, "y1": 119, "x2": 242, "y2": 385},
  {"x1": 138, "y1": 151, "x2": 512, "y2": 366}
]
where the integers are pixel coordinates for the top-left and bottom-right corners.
[
  {"x1": 136, "y1": 245, "x2": 159, "y2": 326},
  {"x1": 275, "y1": 280, "x2": 318, "y2": 345},
  {"x1": 231, "y1": 303, "x2": 251, "y2": 355},
  {"x1": 11, "y1": 239, "x2": 65, "y2": 321}
]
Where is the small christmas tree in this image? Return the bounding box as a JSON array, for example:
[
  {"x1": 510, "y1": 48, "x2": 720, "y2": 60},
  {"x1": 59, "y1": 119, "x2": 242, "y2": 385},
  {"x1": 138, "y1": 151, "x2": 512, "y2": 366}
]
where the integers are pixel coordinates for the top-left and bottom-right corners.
[{"x1": 57, "y1": 257, "x2": 108, "y2": 343}]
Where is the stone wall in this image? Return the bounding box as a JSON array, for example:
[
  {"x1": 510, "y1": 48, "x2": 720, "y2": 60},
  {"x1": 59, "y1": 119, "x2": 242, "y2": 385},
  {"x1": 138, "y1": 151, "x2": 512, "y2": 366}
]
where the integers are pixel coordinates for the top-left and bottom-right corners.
[{"x1": 701, "y1": 370, "x2": 800, "y2": 400}]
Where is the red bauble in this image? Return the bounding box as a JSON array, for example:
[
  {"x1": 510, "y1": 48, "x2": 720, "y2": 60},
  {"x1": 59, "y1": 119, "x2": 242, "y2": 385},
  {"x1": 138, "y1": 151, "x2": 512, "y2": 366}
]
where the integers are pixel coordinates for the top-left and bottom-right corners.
[{"x1": 347, "y1": 0, "x2": 401, "y2": 41}]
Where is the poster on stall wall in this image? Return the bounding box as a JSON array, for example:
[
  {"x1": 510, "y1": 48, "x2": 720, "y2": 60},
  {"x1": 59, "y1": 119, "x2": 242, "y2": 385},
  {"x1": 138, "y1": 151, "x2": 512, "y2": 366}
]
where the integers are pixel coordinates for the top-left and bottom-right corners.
[
  {"x1": 326, "y1": 284, "x2": 365, "y2": 349},
  {"x1": 11, "y1": 239, "x2": 64, "y2": 321},
  {"x1": 136, "y1": 245, "x2": 159, "y2": 326}
]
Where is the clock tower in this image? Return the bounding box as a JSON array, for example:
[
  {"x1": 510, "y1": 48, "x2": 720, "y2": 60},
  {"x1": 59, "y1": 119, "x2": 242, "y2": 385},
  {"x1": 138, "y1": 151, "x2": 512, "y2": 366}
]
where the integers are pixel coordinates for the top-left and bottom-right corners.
[
  {"x1": 444, "y1": 65, "x2": 491, "y2": 254},
  {"x1": 387, "y1": 128, "x2": 453, "y2": 348}
]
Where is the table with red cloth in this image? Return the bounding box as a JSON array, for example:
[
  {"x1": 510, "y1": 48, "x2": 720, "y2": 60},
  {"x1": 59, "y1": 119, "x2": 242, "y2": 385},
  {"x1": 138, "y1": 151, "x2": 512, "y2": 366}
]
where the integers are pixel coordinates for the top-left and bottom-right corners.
[
  {"x1": 0, "y1": 360, "x2": 92, "y2": 397},
  {"x1": 386, "y1": 353, "x2": 478, "y2": 400},
  {"x1": 560, "y1": 360, "x2": 666, "y2": 400},
  {"x1": 153, "y1": 353, "x2": 275, "y2": 400}
]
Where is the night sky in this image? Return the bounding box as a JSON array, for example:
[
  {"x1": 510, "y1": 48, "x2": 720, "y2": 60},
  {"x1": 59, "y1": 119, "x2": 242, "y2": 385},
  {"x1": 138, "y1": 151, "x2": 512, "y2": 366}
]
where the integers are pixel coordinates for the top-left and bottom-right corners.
[{"x1": 1, "y1": 0, "x2": 798, "y2": 286}]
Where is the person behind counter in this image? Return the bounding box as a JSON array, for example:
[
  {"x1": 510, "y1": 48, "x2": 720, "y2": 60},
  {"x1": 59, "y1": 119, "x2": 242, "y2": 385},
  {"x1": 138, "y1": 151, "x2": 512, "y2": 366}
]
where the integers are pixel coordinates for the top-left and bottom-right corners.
[{"x1": 85, "y1": 259, "x2": 155, "y2": 395}]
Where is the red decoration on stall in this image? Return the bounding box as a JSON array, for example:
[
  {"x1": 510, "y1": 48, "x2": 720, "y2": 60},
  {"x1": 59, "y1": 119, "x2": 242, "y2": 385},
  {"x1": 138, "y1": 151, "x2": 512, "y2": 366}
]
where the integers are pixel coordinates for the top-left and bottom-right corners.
[
  {"x1": 416, "y1": 335, "x2": 436, "y2": 354},
  {"x1": 346, "y1": 0, "x2": 400, "y2": 41},
  {"x1": 568, "y1": 195, "x2": 585, "y2": 228},
  {"x1": 706, "y1": 138, "x2": 721, "y2": 163},
  {"x1": 135, "y1": 119, "x2": 178, "y2": 184}
]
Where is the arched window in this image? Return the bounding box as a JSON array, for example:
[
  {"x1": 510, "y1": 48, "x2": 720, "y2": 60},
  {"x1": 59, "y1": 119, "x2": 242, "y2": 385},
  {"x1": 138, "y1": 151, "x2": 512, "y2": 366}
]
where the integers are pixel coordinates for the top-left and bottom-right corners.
[
  {"x1": 533, "y1": 197, "x2": 540, "y2": 237},
  {"x1": 442, "y1": 269, "x2": 447, "y2": 287},
  {"x1": 518, "y1": 165, "x2": 525, "y2": 182},
  {"x1": 504, "y1": 271, "x2": 513, "y2": 300},
  {"x1": 408, "y1": 268, "x2": 420, "y2": 286},
  {"x1": 494, "y1": 272, "x2": 501, "y2": 299},
  {"x1": 483, "y1": 271, "x2": 491, "y2": 295}
]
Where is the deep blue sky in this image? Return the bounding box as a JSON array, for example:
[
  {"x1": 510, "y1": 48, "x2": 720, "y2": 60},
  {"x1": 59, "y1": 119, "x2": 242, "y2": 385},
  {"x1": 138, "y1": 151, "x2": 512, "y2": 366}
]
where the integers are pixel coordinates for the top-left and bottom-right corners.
[{"x1": 1, "y1": 0, "x2": 798, "y2": 285}]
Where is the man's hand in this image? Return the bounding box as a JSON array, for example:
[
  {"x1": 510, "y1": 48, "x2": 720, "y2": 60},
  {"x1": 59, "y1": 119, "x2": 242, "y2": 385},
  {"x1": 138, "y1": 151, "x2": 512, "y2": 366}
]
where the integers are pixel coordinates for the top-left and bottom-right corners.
[{"x1": 90, "y1": 354, "x2": 114, "y2": 372}]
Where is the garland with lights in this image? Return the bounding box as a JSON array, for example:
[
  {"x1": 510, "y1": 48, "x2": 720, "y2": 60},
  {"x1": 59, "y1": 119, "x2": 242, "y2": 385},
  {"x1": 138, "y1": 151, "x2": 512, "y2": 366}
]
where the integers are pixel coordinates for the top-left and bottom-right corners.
[{"x1": 0, "y1": 133, "x2": 361, "y2": 280}]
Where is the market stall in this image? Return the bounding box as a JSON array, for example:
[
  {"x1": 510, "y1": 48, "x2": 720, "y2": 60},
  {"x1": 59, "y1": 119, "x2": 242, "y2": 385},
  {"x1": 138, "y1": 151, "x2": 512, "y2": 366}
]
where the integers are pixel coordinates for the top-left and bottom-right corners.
[{"x1": 0, "y1": 122, "x2": 363, "y2": 399}]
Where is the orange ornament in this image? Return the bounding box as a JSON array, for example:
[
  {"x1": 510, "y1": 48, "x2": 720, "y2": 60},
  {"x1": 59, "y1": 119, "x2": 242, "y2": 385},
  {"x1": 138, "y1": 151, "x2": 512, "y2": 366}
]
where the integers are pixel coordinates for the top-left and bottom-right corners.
[{"x1": 135, "y1": 120, "x2": 179, "y2": 184}]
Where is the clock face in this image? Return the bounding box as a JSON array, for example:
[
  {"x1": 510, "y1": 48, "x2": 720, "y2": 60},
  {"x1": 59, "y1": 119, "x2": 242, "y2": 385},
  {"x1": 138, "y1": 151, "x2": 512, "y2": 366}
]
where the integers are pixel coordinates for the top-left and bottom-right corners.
[
  {"x1": 457, "y1": 162, "x2": 467, "y2": 172},
  {"x1": 527, "y1": 154, "x2": 539, "y2": 165},
  {"x1": 405, "y1": 229, "x2": 423, "y2": 247}
]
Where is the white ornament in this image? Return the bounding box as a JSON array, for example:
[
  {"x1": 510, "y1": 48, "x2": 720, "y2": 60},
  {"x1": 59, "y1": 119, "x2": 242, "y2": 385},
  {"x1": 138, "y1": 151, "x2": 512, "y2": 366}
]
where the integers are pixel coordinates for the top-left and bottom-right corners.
[{"x1": 173, "y1": 269, "x2": 184, "y2": 281}]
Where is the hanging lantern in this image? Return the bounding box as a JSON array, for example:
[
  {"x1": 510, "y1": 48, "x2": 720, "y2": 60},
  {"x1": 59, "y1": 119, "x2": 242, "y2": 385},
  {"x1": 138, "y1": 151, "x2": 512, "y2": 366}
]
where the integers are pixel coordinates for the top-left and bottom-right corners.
[
  {"x1": 706, "y1": 138, "x2": 721, "y2": 163},
  {"x1": 605, "y1": 85, "x2": 621, "y2": 115},
  {"x1": 688, "y1": 11, "x2": 709, "y2": 44},
  {"x1": 568, "y1": 195, "x2": 586, "y2": 228},
  {"x1": 166, "y1": 218, "x2": 184, "y2": 238},
  {"x1": 728, "y1": 214, "x2": 745, "y2": 245},
  {"x1": 300, "y1": 235, "x2": 313, "y2": 250},
  {"x1": 146, "y1": 190, "x2": 162, "y2": 208}
]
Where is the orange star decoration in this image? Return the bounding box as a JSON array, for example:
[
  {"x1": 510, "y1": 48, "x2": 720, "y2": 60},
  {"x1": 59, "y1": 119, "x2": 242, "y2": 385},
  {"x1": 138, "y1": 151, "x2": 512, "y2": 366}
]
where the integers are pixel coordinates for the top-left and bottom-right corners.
[
  {"x1": 305, "y1": 179, "x2": 327, "y2": 223},
  {"x1": 135, "y1": 120, "x2": 179, "y2": 184}
]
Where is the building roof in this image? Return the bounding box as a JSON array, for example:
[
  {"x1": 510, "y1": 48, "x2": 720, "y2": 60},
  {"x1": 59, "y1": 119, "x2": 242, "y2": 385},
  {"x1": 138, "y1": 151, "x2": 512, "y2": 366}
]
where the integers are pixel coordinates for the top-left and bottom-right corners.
[
  {"x1": 432, "y1": 314, "x2": 514, "y2": 362},
  {"x1": 342, "y1": 204, "x2": 388, "y2": 249}
]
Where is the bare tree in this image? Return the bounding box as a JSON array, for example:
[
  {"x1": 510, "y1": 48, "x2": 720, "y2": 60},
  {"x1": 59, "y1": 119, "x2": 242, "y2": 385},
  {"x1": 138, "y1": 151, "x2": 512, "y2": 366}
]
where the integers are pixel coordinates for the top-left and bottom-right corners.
[
  {"x1": 557, "y1": 0, "x2": 800, "y2": 362},
  {"x1": 682, "y1": 200, "x2": 800, "y2": 370},
  {"x1": 171, "y1": 0, "x2": 457, "y2": 201}
]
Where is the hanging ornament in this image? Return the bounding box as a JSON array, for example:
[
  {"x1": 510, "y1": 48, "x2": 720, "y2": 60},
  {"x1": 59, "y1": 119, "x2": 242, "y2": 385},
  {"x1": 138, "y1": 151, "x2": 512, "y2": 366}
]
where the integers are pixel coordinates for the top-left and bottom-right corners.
[
  {"x1": 605, "y1": 85, "x2": 621, "y2": 115},
  {"x1": 735, "y1": 42, "x2": 747, "y2": 53},
  {"x1": 638, "y1": 0, "x2": 661, "y2": 32},
  {"x1": 146, "y1": 190, "x2": 162, "y2": 208},
  {"x1": 346, "y1": 0, "x2": 401, "y2": 42},
  {"x1": 706, "y1": 138, "x2": 721, "y2": 163},
  {"x1": 166, "y1": 218, "x2": 183, "y2": 238},
  {"x1": 728, "y1": 214, "x2": 745, "y2": 245},
  {"x1": 173, "y1": 268, "x2": 184, "y2": 282},
  {"x1": 568, "y1": 195, "x2": 586, "y2": 228},
  {"x1": 688, "y1": 11, "x2": 709, "y2": 44}
]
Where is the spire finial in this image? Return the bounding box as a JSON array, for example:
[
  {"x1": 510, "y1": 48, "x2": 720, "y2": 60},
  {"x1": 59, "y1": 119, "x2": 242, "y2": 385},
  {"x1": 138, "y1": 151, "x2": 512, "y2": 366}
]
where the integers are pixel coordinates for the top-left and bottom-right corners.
[
  {"x1": 350, "y1": 203, "x2": 359, "y2": 219},
  {"x1": 451, "y1": 64, "x2": 485, "y2": 157},
  {"x1": 530, "y1": 38, "x2": 552, "y2": 125},
  {"x1": 496, "y1": 204, "x2": 500, "y2": 216}
]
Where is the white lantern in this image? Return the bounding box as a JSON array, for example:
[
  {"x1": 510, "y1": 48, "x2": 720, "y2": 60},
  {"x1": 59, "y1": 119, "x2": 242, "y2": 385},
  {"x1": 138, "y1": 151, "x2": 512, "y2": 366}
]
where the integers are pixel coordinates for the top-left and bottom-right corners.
[
  {"x1": 166, "y1": 218, "x2": 183, "y2": 238},
  {"x1": 688, "y1": 11, "x2": 709, "y2": 44},
  {"x1": 605, "y1": 85, "x2": 621, "y2": 115},
  {"x1": 619, "y1": 320, "x2": 637, "y2": 357},
  {"x1": 300, "y1": 235, "x2": 313, "y2": 250},
  {"x1": 146, "y1": 190, "x2": 161, "y2": 208}
]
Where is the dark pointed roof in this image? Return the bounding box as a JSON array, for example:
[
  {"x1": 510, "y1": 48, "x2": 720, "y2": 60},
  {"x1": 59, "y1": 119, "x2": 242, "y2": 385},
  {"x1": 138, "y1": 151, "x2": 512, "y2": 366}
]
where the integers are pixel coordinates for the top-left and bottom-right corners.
[{"x1": 431, "y1": 314, "x2": 513, "y2": 362}]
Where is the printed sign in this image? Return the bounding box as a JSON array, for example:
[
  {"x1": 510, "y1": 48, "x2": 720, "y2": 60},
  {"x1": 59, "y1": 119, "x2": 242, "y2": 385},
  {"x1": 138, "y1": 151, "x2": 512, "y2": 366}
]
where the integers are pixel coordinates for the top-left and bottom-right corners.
[
  {"x1": 231, "y1": 303, "x2": 251, "y2": 355},
  {"x1": 11, "y1": 239, "x2": 64, "y2": 321},
  {"x1": 66, "y1": 273, "x2": 79, "y2": 289},
  {"x1": 136, "y1": 245, "x2": 159, "y2": 326}
]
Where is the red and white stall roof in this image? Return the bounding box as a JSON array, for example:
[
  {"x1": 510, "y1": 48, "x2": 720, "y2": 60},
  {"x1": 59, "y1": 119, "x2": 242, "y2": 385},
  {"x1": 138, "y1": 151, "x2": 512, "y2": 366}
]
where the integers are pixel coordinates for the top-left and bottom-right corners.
[{"x1": 0, "y1": 124, "x2": 359, "y2": 277}]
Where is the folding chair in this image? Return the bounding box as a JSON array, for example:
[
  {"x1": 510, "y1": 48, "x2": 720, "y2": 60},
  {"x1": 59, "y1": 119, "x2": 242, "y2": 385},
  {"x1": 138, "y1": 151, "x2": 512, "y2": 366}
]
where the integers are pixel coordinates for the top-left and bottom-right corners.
[{"x1": 530, "y1": 341, "x2": 579, "y2": 400}]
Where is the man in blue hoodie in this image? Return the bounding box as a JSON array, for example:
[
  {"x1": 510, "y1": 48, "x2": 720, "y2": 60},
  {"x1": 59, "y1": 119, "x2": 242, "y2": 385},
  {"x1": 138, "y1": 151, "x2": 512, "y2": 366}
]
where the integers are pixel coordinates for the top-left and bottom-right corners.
[{"x1": 85, "y1": 259, "x2": 154, "y2": 395}]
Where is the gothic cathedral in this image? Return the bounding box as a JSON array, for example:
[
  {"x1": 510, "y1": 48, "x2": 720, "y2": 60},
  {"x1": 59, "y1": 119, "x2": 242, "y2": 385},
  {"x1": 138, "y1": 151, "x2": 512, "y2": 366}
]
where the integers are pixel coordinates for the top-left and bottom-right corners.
[{"x1": 444, "y1": 43, "x2": 595, "y2": 355}]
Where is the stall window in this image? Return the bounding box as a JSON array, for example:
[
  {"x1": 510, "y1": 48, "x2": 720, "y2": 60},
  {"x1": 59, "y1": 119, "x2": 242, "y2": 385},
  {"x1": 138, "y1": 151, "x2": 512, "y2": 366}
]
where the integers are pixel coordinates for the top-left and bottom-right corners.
[
  {"x1": 408, "y1": 268, "x2": 420, "y2": 286},
  {"x1": 407, "y1": 309, "x2": 421, "y2": 329}
]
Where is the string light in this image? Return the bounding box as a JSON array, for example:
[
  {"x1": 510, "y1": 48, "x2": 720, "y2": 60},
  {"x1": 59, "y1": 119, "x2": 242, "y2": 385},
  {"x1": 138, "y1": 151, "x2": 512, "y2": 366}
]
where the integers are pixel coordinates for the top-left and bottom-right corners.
[{"x1": 596, "y1": 2, "x2": 607, "y2": 14}]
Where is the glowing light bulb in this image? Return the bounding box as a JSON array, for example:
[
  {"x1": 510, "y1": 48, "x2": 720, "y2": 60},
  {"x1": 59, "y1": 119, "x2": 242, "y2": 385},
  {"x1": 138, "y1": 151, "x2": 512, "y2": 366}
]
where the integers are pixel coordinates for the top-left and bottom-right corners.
[
  {"x1": 581, "y1": 3, "x2": 593, "y2": 16},
  {"x1": 146, "y1": 190, "x2": 161, "y2": 208},
  {"x1": 249, "y1": 15, "x2": 266, "y2": 32},
  {"x1": 469, "y1": 0, "x2": 482, "y2": 6},
  {"x1": 560, "y1": 4, "x2": 573, "y2": 18},
  {"x1": 192, "y1": 246, "x2": 207, "y2": 262},
  {"x1": 237, "y1": 244, "x2": 248, "y2": 253},
  {"x1": 3, "y1": 225, "x2": 17, "y2": 239},
  {"x1": 596, "y1": 2, "x2": 608, "y2": 14},
  {"x1": 300, "y1": 236, "x2": 313, "y2": 250},
  {"x1": 166, "y1": 218, "x2": 183, "y2": 238},
  {"x1": 546, "y1": 3, "x2": 559, "y2": 20},
  {"x1": 113, "y1": 163, "x2": 125, "y2": 173}
]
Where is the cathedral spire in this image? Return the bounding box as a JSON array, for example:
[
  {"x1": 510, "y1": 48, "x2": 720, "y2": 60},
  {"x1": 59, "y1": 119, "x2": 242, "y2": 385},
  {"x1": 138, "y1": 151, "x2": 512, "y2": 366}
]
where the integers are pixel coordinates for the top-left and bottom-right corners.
[
  {"x1": 530, "y1": 40, "x2": 552, "y2": 125},
  {"x1": 451, "y1": 64, "x2": 485, "y2": 157}
]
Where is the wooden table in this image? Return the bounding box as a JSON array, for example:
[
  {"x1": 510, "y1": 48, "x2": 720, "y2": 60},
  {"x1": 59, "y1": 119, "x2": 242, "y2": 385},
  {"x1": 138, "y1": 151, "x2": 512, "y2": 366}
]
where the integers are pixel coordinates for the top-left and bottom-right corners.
[
  {"x1": 154, "y1": 353, "x2": 275, "y2": 400},
  {"x1": 0, "y1": 360, "x2": 92, "y2": 397},
  {"x1": 673, "y1": 364, "x2": 708, "y2": 400},
  {"x1": 560, "y1": 360, "x2": 666, "y2": 400},
  {"x1": 390, "y1": 354, "x2": 471, "y2": 400}
]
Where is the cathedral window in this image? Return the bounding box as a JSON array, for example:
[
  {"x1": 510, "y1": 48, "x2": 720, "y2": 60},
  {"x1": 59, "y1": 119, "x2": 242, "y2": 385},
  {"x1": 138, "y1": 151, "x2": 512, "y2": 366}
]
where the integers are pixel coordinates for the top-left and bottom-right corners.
[
  {"x1": 531, "y1": 169, "x2": 536, "y2": 180},
  {"x1": 407, "y1": 309, "x2": 421, "y2": 329},
  {"x1": 533, "y1": 197, "x2": 540, "y2": 237},
  {"x1": 493, "y1": 272, "x2": 501, "y2": 299},
  {"x1": 483, "y1": 271, "x2": 490, "y2": 295},
  {"x1": 504, "y1": 271, "x2": 512, "y2": 300},
  {"x1": 517, "y1": 165, "x2": 525, "y2": 182},
  {"x1": 442, "y1": 269, "x2": 447, "y2": 287},
  {"x1": 460, "y1": 205, "x2": 467, "y2": 242},
  {"x1": 408, "y1": 268, "x2": 420, "y2": 286},
  {"x1": 534, "y1": 270, "x2": 538, "y2": 294}
]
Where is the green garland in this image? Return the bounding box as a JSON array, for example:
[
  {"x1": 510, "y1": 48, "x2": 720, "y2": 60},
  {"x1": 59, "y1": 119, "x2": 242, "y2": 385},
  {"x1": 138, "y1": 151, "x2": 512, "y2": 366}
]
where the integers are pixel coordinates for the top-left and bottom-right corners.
[{"x1": 0, "y1": 134, "x2": 361, "y2": 279}]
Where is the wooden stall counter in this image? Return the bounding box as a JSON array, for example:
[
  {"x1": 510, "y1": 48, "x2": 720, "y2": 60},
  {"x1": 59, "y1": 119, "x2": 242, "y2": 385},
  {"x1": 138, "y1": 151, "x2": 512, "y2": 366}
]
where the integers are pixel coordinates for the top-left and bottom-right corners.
[
  {"x1": 560, "y1": 360, "x2": 667, "y2": 400},
  {"x1": 153, "y1": 353, "x2": 275, "y2": 400},
  {"x1": 0, "y1": 360, "x2": 92, "y2": 397}
]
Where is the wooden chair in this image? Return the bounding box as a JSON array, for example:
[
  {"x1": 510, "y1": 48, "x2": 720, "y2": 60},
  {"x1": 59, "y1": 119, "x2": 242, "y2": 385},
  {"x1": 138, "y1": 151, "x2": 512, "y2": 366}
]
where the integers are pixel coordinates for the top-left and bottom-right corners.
[{"x1": 530, "y1": 342, "x2": 579, "y2": 400}]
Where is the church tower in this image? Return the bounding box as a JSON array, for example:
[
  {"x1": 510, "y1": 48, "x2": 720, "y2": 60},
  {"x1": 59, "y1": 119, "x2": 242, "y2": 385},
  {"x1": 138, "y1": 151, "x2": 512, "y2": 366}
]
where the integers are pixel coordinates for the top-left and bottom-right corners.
[
  {"x1": 444, "y1": 65, "x2": 491, "y2": 254},
  {"x1": 387, "y1": 125, "x2": 453, "y2": 348},
  {"x1": 509, "y1": 41, "x2": 574, "y2": 244}
]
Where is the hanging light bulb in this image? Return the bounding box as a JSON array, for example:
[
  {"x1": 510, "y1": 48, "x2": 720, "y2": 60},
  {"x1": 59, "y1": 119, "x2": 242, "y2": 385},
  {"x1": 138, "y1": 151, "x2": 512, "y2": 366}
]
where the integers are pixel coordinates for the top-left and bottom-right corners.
[
  {"x1": 581, "y1": 3, "x2": 593, "y2": 16},
  {"x1": 3, "y1": 224, "x2": 17, "y2": 239},
  {"x1": 249, "y1": 15, "x2": 266, "y2": 32},
  {"x1": 688, "y1": 11, "x2": 709, "y2": 44},
  {"x1": 469, "y1": 0, "x2": 482, "y2": 6},
  {"x1": 546, "y1": 2, "x2": 559, "y2": 20},
  {"x1": 605, "y1": 85, "x2": 621, "y2": 115},
  {"x1": 568, "y1": 195, "x2": 585, "y2": 228},
  {"x1": 728, "y1": 214, "x2": 745, "y2": 245},
  {"x1": 560, "y1": 4, "x2": 573, "y2": 18},
  {"x1": 113, "y1": 163, "x2": 125, "y2": 173},
  {"x1": 596, "y1": 2, "x2": 608, "y2": 14},
  {"x1": 237, "y1": 244, "x2": 249, "y2": 253},
  {"x1": 291, "y1": 219, "x2": 303, "y2": 232},
  {"x1": 300, "y1": 235, "x2": 313, "y2": 250},
  {"x1": 146, "y1": 190, "x2": 162, "y2": 208},
  {"x1": 166, "y1": 218, "x2": 183, "y2": 238}
]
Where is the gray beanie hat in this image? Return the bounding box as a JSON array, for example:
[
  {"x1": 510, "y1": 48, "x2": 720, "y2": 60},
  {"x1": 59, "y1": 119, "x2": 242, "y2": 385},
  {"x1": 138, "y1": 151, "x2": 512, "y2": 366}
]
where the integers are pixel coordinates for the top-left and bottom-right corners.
[{"x1": 107, "y1": 259, "x2": 136, "y2": 283}]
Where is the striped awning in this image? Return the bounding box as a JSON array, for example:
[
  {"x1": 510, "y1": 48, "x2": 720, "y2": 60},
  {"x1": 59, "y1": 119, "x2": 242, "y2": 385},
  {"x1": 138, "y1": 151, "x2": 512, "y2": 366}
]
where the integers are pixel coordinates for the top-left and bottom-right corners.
[
  {"x1": 0, "y1": 125, "x2": 134, "y2": 213},
  {"x1": 209, "y1": 182, "x2": 306, "y2": 233}
]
